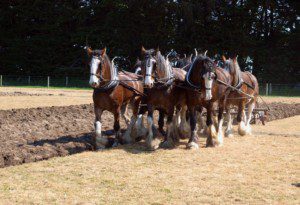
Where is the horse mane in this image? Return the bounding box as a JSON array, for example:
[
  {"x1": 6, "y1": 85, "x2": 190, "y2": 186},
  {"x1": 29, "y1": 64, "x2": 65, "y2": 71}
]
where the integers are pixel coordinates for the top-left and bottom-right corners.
[
  {"x1": 156, "y1": 51, "x2": 169, "y2": 71},
  {"x1": 156, "y1": 51, "x2": 172, "y2": 80},
  {"x1": 102, "y1": 53, "x2": 118, "y2": 81},
  {"x1": 227, "y1": 59, "x2": 242, "y2": 87}
]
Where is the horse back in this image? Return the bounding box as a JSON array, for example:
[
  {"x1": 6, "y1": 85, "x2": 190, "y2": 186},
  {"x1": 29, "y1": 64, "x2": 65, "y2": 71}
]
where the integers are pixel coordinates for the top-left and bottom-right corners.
[
  {"x1": 172, "y1": 67, "x2": 186, "y2": 82},
  {"x1": 241, "y1": 71, "x2": 259, "y2": 95},
  {"x1": 216, "y1": 67, "x2": 232, "y2": 85}
]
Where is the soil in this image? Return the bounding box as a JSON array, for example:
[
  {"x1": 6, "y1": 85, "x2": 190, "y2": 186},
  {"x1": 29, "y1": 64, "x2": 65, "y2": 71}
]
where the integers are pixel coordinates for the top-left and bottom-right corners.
[{"x1": 0, "y1": 102, "x2": 299, "y2": 168}]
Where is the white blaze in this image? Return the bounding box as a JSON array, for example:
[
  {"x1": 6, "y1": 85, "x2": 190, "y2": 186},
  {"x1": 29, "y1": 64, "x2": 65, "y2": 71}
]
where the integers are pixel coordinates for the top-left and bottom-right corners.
[
  {"x1": 203, "y1": 72, "x2": 213, "y2": 100},
  {"x1": 135, "y1": 67, "x2": 141, "y2": 74},
  {"x1": 89, "y1": 57, "x2": 101, "y2": 86},
  {"x1": 145, "y1": 58, "x2": 155, "y2": 87}
]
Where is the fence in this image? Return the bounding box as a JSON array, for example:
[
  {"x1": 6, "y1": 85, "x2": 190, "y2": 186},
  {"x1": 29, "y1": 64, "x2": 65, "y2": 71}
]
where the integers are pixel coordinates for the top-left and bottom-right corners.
[
  {"x1": 260, "y1": 83, "x2": 300, "y2": 96},
  {"x1": 0, "y1": 75, "x2": 299, "y2": 96},
  {"x1": 0, "y1": 75, "x2": 89, "y2": 88}
]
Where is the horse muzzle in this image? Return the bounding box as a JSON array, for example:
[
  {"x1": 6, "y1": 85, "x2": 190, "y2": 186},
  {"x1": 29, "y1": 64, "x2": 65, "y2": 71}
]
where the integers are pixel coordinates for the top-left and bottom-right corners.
[{"x1": 89, "y1": 76, "x2": 100, "y2": 88}]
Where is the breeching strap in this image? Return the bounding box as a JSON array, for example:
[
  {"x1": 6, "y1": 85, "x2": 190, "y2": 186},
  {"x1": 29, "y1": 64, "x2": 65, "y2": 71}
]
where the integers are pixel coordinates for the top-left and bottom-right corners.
[{"x1": 216, "y1": 79, "x2": 254, "y2": 99}]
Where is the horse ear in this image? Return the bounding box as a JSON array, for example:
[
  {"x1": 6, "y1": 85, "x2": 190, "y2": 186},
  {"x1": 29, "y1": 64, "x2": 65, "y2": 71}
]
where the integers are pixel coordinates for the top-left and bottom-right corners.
[
  {"x1": 141, "y1": 46, "x2": 146, "y2": 54},
  {"x1": 101, "y1": 47, "x2": 107, "y2": 56},
  {"x1": 222, "y1": 55, "x2": 227, "y2": 62},
  {"x1": 85, "y1": 47, "x2": 93, "y2": 56},
  {"x1": 194, "y1": 48, "x2": 198, "y2": 56},
  {"x1": 233, "y1": 55, "x2": 238, "y2": 62},
  {"x1": 156, "y1": 46, "x2": 160, "y2": 54}
]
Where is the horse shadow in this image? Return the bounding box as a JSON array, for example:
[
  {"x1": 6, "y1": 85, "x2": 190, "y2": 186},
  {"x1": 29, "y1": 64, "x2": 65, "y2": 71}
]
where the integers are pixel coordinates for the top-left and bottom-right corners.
[{"x1": 26, "y1": 129, "x2": 195, "y2": 157}]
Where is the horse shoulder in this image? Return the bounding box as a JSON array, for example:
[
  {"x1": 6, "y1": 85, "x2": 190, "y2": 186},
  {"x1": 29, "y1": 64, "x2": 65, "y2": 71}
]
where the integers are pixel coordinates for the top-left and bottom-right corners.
[{"x1": 172, "y1": 67, "x2": 186, "y2": 82}]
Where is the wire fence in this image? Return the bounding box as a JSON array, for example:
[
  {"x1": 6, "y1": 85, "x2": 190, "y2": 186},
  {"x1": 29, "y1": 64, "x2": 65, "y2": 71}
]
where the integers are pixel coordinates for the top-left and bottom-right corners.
[
  {"x1": 0, "y1": 75, "x2": 89, "y2": 88},
  {"x1": 0, "y1": 75, "x2": 299, "y2": 96}
]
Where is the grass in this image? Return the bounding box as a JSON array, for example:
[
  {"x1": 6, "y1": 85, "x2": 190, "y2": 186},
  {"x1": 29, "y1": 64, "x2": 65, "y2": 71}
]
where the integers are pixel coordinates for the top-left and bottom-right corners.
[{"x1": 0, "y1": 116, "x2": 299, "y2": 204}]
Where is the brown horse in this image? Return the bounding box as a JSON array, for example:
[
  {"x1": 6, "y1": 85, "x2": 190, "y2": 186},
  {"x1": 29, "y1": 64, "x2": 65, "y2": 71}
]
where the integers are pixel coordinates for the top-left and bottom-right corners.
[
  {"x1": 86, "y1": 47, "x2": 144, "y2": 149},
  {"x1": 185, "y1": 54, "x2": 232, "y2": 148},
  {"x1": 222, "y1": 56, "x2": 259, "y2": 137},
  {"x1": 140, "y1": 47, "x2": 190, "y2": 150}
]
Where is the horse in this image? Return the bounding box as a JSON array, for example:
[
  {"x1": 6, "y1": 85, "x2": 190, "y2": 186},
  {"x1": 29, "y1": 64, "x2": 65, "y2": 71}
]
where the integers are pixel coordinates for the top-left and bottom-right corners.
[
  {"x1": 86, "y1": 47, "x2": 144, "y2": 149},
  {"x1": 139, "y1": 47, "x2": 190, "y2": 150},
  {"x1": 185, "y1": 54, "x2": 232, "y2": 148},
  {"x1": 222, "y1": 56, "x2": 259, "y2": 137}
]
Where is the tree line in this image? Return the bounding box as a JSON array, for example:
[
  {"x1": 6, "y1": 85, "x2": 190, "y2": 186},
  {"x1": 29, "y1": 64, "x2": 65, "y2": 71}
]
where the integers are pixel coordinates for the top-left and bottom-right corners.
[{"x1": 0, "y1": 0, "x2": 299, "y2": 83}]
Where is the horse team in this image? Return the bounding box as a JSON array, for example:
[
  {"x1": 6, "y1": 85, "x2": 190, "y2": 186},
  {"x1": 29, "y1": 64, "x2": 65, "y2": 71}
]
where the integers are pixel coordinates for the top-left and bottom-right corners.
[{"x1": 86, "y1": 46, "x2": 259, "y2": 151}]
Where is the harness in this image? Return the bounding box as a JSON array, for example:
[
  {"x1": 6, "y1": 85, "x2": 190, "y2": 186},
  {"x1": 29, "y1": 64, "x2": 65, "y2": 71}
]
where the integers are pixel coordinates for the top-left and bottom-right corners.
[{"x1": 92, "y1": 56, "x2": 144, "y2": 96}]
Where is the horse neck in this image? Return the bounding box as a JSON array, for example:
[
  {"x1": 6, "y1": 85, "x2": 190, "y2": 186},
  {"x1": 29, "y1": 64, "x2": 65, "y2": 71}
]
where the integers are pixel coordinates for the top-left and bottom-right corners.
[
  {"x1": 102, "y1": 55, "x2": 117, "y2": 80},
  {"x1": 230, "y1": 61, "x2": 241, "y2": 86},
  {"x1": 188, "y1": 60, "x2": 202, "y2": 85}
]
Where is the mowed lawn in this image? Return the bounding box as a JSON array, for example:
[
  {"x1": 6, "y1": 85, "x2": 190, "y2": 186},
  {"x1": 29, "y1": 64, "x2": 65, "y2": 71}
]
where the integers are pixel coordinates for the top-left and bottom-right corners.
[{"x1": 0, "y1": 117, "x2": 299, "y2": 204}]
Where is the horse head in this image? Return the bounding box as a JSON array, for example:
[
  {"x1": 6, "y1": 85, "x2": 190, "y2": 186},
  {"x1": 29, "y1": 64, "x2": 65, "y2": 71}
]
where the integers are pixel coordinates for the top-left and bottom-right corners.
[
  {"x1": 86, "y1": 47, "x2": 114, "y2": 88},
  {"x1": 222, "y1": 55, "x2": 242, "y2": 87},
  {"x1": 187, "y1": 55, "x2": 217, "y2": 100},
  {"x1": 141, "y1": 46, "x2": 157, "y2": 88}
]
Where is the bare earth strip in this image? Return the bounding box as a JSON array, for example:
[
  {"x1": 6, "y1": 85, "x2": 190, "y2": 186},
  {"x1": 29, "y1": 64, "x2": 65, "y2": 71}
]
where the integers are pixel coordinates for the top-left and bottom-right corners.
[
  {"x1": 0, "y1": 116, "x2": 299, "y2": 204},
  {"x1": 0, "y1": 87, "x2": 300, "y2": 110},
  {"x1": 0, "y1": 87, "x2": 93, "y2": 110}
]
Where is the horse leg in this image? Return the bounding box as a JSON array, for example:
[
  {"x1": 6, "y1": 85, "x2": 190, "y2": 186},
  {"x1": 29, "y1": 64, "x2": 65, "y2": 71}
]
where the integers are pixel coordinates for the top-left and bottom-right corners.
[
  {"x1": 196, "y1": 107, "x2": 206, "y2": 134},
  {"x1": 187, "y1": 107, "x2": 199, "y2": 149},
  {"x1": 123, "y1": 99, "x2": 139, "y2": 144},
  {"x1": 178, "y1": 105, "x2": 191, "y2": 139},
  {"x1": 158, "y1": 110, "x2": 166, "y2": 136},
  {"x1": 216, "y1": 100, "x2": 225, "y2": 146},
  {"x1": 121, "y1": 104, "x2": 131, "y2": 127},
  {"x1": 245, "y1": 100, "x2": 255, "y2": 135},
  {"x1": 225, "y1": 108, "x2": 234, "y2": 138},
  {"x1": 237, "y1": 102, "x2": 247, "y2": 136},
  {"x1": 206, "y1": 103, "x2": 218, "y2": 147},
  {"x1": 94, "y1": 107, "x2": 107, "y2": 150},
  {"x1": 135, "y1": 104, "x2": 148, "y2": 139},
  {"x1": 146, "y1": 105, "x2": 160, "y2": 150},
  {"x1": 112, "y1": 108, "x2": 122, "y2": 147},
  {"x1": 160, "y1": 108, "x2": 176, "y2": 149}
]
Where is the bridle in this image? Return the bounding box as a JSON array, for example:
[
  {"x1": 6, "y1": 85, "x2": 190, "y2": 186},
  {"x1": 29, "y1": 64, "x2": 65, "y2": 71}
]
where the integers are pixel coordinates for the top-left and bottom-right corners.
[
  {"x1": 90, "y1": 55, "x2": 105, "y2": 81},
  {"x1": 186, "y1": 57, "x2": 217, "y2": 90}
]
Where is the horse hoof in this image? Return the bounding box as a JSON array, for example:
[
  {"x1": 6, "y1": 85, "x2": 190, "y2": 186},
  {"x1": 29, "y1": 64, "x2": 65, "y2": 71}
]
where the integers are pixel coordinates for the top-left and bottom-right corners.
[
  {"x1": 206, "y1": 139, "x2": 222, "y2": 148},
  {"x1": 245, "y1": 126, "x2": 252, "y2": 135},
  {"x1": 225, "y1": 131, "x2": 234, "y2": 138},
  {"x1": 238, "y1": 122, "x2": 247, "y2": 136},
  {"x1": 186, "y1": 142, "x2": 199, "y2": 150},
  {"x1": 122, "y1": 133, "x2": 132, "y2": 144},
  {"x1": 147, "y1": 138, "x2": 161, "y2": 151},
  {"x1": 96, "y1": 147, "x2": 106, "y2": 151},
  {"x1": 112, "y1": 140, "x2": 119, "y2": 148},
  {"x1": 160, "y1": 140, "x2": 175, "y2": 149}
]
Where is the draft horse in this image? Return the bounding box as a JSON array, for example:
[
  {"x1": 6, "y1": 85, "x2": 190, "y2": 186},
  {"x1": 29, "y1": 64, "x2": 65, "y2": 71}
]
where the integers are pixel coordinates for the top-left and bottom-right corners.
[
  {"x1": 86, "y1": 47, "x2": 144, "y2": 149},
  {"x1": 222, "y1": 56, "x2": 259, "y2": 137},
  {"x1": 139, "y1": 47, "x2": 190, "y2": 150},
  {"x1": 185, "y1": 55, "x2": 232, "y2": 148}
]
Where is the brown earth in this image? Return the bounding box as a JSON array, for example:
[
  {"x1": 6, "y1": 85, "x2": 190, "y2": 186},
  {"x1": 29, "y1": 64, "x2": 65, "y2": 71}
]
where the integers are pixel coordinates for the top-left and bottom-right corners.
[{"x1": 0, "y1": 102, "x2": 299, "y2": 168}]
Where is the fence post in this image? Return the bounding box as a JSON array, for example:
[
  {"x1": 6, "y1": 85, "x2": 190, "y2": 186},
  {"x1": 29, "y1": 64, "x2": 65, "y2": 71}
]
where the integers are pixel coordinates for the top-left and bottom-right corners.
[
  {"x1": 28, "y1": 76, "x2": 31, "y2": 85},
  {"x1": 66, "y1": 76, "x2": 68, "y2": 87},
  {"x1": 269, "y1": 83, "x2": 272, "y2": 95},
  {"x1": 0, "y1": 75, "x2": 2, "y2": 86},
  {"x1": 265, "y1": 83, "x2": 269, "y2": 96},
  {"x1": 47, "y1": 76, "x2": 50, "y2": 88}
]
